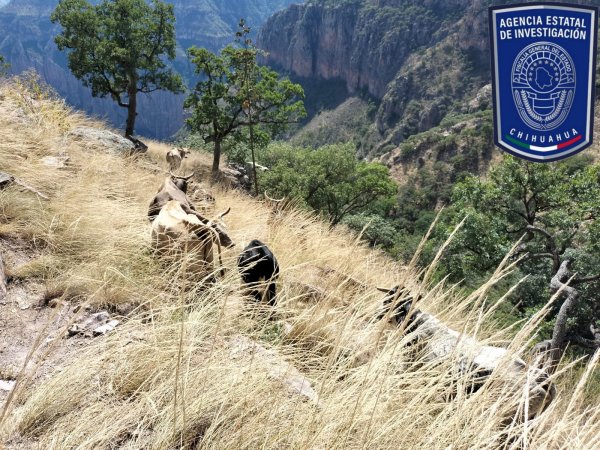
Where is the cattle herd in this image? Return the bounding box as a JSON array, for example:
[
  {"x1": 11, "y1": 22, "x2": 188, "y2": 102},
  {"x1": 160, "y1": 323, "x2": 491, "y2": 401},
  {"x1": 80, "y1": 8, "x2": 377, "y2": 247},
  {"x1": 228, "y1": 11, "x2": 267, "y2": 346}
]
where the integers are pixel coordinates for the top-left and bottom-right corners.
[
  {"x1": 148, "y1": 163, "x2": 280, "y2": 302},
  {"x1": 144, "y1": 149, "x2": 557, "y2": 420}
]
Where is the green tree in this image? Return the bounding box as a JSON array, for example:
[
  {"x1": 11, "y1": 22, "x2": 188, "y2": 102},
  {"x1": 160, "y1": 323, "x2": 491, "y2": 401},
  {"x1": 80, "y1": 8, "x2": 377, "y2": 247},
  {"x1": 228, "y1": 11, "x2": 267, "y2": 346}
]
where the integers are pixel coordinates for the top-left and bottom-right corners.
[
  {"x1": 51, "y1": 0, "x2": 183, "y2": 137},
  {"x1": 449, "y1": 155, "x2": 600, "y2": 368},
  {"x1": 259, "y1": 142, "x2": 397, "y2": 225},
  {"x1": 185, "y1": 22, "x2": 305, "y2": 177},
  {"x1": 342, "y1": 213, "x2": 398, "y2": 249}
]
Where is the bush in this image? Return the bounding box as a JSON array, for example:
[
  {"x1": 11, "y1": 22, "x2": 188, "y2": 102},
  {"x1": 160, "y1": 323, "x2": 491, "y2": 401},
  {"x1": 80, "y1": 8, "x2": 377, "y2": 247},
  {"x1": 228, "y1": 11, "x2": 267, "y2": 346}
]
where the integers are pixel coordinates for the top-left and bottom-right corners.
[
  {"x1": 258, "y1": 142, "x2": 397, "y2": 225},
  {"x1": 343, "y1": 213, "x2": 397, "y2": 249}
]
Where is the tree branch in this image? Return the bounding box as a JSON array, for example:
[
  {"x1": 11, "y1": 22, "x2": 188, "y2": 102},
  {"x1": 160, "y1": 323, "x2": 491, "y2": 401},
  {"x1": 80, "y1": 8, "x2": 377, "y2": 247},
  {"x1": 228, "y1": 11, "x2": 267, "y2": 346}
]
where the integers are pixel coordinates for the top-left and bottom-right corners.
[
  {"x1": 526, "y1": 225, "x2": 554, "y2": 243},
  {"x1": 526, "y1": 225, "x2": 560, "y2": 271},
  {"x1": 567, "y1": 334, "x2": 600, "y2": 349},
  {"x1": 572, "y1": 274, "x2": 600, "y2": 285},
  {"x1": 522, "y1": 252, "x2": 556, "y2": 262},
  {"x1": 0, "y1": 252, "x2": 7, "y2": 301},
  {"x1": 549, "y1": 260, "x2": 580, "y2": 351}
]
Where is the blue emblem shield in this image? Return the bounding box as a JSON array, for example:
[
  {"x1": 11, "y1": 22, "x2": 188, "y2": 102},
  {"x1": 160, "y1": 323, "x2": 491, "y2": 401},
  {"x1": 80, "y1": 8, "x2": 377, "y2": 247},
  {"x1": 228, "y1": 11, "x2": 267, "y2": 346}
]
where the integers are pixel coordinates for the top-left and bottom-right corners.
[{"x1": 489, "y1": 3, "x2": 598, "y2": 162}]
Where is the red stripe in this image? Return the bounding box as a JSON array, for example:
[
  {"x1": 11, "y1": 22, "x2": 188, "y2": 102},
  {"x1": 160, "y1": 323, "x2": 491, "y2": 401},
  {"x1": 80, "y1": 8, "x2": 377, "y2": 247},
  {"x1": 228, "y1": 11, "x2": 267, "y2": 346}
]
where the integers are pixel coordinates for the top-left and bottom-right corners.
[{"x1": 557, "y1": 135, "x2": 583, "y2": 150}]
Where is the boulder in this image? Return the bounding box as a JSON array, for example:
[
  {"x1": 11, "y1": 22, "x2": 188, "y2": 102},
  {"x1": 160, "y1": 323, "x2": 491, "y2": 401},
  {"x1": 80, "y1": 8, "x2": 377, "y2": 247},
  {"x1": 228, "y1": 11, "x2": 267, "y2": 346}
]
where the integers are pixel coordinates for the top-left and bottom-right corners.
[
  {"x1": 68, "y1": 127, "x2": 136, "y2": 154},
  {"x1": 468, "y1": 84, "x2": 492, "y2": 113},
  {"x1": 0, "y1": 172, "x2": 14, "y2": 189},
  {"x1": 0, "y1": 380, "x2": 16, "y2": 392}
]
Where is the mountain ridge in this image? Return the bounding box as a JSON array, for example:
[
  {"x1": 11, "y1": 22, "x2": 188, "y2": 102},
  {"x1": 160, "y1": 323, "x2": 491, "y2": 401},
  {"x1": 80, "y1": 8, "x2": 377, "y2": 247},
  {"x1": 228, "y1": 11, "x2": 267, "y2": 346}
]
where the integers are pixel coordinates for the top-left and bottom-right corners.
[
  {"x1": 0, "y1": 0, "x2": 301, "y2": 138},
  {"x1": 258, "y1": 0, "x2": 600, "y2": 156}
]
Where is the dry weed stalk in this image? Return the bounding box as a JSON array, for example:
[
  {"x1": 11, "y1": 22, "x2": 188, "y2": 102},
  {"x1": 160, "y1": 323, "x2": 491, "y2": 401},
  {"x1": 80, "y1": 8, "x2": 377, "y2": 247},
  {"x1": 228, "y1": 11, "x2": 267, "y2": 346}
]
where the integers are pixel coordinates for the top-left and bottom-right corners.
[{"x1": 0, "y1": 77, "x2": 599, "y2": 449}]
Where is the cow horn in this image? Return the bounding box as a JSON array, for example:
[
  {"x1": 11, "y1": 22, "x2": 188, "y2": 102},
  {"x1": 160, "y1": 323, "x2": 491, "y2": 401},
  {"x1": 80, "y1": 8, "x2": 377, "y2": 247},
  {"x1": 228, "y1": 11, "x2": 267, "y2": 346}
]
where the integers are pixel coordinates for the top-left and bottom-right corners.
[
  {"x1": 264, "y1": 191, "x2": 284, "y2": 202},
  {"x1": 377, "y1": 287, "x2": 392, "y2": 293},
  {"x1": 170, "y1": 171, "x2": 195, "y2": 180},
  {"x1": 215, "y1": 207, "x2": 231, "y2": 220}
]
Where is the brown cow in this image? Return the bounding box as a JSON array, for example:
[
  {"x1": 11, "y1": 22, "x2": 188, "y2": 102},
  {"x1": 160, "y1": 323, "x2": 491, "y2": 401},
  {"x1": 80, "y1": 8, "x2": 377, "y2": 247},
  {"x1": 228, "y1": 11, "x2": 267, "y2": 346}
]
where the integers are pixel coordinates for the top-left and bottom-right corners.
[
  {"x1": 149, "y1": 173, "x2": 234, "y2": 248},
  {"x1": 148, "y1": 173, "x2": 195, "y2": 222},
  {"x1": 151, "y1": 200, "x2": 233, "y2": 277},
  {"x1": 166, "y1": 147, "x2": 190, "y2": 172}
]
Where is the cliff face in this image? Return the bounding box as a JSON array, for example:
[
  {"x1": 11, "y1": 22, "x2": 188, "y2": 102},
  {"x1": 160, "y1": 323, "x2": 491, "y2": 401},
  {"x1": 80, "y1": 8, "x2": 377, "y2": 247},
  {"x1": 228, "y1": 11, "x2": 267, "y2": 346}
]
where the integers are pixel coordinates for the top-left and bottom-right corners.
[
  {"x1": 0, "y1": 0, "x2": 299, "y2": 139},
  {"x1": 259, "y1": 0, "x2": 471, "y2": 99},
  {"x1": 258, "y1": 0, "x2": 600, "y2": 154}
]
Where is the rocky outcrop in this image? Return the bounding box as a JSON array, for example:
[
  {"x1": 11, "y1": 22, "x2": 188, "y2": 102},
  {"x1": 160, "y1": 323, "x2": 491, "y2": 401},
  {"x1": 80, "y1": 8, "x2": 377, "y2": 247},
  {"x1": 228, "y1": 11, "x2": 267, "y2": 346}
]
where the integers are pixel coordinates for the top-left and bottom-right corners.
[
  {"x1": 68, "y1": 311, "x2": 120, "y2": 338},
  {"x1": 228, "y1": 335, "x2": 321, "y2": 406},
  {"x1": 259, "y1": 0, "x2": 600, "y2": 153},
  {"x1": 259, "y1": 1, "x2": 475, "y2": 97},
  {"x1": 68, "y1": 127, "x2": 137, "y2": 154}
]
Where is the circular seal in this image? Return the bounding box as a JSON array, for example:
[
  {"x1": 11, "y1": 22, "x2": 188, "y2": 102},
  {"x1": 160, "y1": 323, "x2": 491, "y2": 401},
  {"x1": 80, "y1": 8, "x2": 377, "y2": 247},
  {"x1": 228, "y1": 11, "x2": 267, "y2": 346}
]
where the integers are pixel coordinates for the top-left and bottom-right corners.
[{"x1": 511, "y1": 42, "x2": 576, "y2": 131}]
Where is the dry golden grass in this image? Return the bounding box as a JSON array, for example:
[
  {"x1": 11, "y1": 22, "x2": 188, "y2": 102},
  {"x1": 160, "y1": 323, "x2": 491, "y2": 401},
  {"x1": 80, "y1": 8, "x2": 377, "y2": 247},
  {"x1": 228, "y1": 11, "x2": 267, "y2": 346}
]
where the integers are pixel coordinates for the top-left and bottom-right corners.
[{"x1": 0, "y1": 75, "x2": 599, "y2": 449}]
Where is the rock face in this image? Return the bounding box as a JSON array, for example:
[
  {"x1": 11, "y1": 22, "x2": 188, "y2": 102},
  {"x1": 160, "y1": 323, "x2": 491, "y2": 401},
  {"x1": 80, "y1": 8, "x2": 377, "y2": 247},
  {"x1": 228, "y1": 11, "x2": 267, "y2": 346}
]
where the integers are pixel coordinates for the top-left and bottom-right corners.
[
  {"x1": 400, "y1": 309, "x2": 556, "y2": 420},
  {"x1": 259, "y1": 1, "x2": 468, "y2": 99},
  {"x1": 0, "y1": 0, "x2": 300, "y2": 139},
  {"x1": 258, "y1": 0, "x2": 600, "y2": 152},
  {"x1": 68, "y1": 127, "x2": 136, "y2": 154}
]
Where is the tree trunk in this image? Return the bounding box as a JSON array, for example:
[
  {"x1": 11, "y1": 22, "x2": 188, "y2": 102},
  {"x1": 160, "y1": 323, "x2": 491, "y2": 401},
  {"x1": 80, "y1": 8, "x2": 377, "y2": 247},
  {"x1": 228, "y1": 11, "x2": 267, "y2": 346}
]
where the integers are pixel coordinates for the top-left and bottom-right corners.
[
  {"x1": 550, "y1": 262, "x2": 578, "y2": 345},
  {"x1": 532, "y1": 260, "x2": 580, "y2": 372},
  {"x1": 212, "y1": 139, "x2": 221, "y2": 178},
  {"x1": 125, "y1": 78, "x2": 137, "y2": 137},
  {"x1": 0, "y1": 252, "x2": 7, "y2": 301},
  {"x1": 249, "y1": 122, "x2": 259, "y2": 196}
]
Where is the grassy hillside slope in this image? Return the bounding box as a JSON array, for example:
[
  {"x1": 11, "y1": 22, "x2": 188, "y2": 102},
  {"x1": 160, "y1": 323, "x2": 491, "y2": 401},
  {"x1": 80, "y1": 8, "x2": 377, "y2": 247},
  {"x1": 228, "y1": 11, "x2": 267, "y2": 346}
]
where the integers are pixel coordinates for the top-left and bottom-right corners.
[{"x1": 0, "y1": 77, "x2": 600, "y2": 449}]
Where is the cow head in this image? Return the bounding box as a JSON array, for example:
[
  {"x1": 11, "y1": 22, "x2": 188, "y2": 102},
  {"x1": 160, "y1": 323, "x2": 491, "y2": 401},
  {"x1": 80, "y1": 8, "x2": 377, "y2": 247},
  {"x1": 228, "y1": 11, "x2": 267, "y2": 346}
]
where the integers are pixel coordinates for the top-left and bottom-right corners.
[
  {"x1": 171, "y1": 147, "x2": 191, "y2": 159},
  {"x1": 376, "y1": 286, "x2": 421, "y2": 325},
  {"x1": 170, "y1": 172, "x2": 195, "y2": 193},
  {"x1": 207, "y1": 208, "x2": 235, "y2": 249}
]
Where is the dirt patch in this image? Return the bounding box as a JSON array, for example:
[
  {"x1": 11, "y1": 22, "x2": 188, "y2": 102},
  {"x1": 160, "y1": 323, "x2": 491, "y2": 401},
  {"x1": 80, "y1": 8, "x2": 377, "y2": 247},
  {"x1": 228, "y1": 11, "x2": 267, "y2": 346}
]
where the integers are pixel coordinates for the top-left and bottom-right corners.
[{"x1": 0, "y1": 238, "x2": 88, "y2": 406}]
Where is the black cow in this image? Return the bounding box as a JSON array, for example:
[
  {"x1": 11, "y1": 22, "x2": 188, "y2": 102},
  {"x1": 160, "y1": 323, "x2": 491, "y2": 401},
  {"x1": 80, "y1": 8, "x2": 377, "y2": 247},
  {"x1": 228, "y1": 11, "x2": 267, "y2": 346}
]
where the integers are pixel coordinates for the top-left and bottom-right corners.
[
  {"x1": 376, "y1": 285, "x2": 422, "y2": 326},
  {"x1": 238, "y1": 240, "x2": 279, "y2": 306}
]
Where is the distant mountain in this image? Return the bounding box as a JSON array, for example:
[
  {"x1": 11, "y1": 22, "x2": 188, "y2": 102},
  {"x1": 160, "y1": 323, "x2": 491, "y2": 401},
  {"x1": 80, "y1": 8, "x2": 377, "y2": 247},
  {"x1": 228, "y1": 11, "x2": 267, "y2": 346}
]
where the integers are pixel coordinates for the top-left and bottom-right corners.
[
  {"x1": 258, "y1": 0, "x2": 600, "y2": 157},
  {"x1": 0, "y1": 0, "x2": 301, "y2": 139}
]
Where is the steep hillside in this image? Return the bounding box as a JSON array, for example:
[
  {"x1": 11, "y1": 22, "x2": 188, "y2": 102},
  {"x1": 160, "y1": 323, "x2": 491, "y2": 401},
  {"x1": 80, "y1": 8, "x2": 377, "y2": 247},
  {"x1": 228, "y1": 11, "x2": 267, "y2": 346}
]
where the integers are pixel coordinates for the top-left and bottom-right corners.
[
  {"x1": 1, "y1": 76, "x2": 600, "y2": 449},
  {"x1": 0, "y1": 0, "x2": 300, "y2": 139},
  {"x1": 258, "y1": 0, "x2": 600, "y2": 155}
]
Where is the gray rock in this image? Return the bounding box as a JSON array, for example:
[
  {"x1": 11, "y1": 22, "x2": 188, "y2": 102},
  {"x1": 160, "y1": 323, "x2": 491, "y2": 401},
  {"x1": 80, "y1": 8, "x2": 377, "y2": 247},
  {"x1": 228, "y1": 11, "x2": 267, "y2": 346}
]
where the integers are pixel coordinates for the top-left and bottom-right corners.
[
  {"x1": 468, "y1": 84, "x2": 492, "y2": 113},
  {"x1": 0, "y1": 380, "x2": 16, "y2": 392},
  {"x1": 40, "y1": 154, "x2": 69, "y2": 168},
  {"x1": 245, "y1": 162, "x2": 269, "y2": 172},
  {"x1": 229, "y1": 335, "x2": 321, "y2": 406},
  {"x1": 68, "y1": 127, "x2": 136, "y2": 154},
  {"x1": 68, "y1": 310, "x2": 118, "y2": 337},
  {"x1": 221, "y1": 167, "x2": 242, "y2": 178},
  {"x1": 0, "y1": 172, "x2": 14, "y2": 189},
  {"x1": 93, "y1": 319, "x2": 120, "y2": 336}
]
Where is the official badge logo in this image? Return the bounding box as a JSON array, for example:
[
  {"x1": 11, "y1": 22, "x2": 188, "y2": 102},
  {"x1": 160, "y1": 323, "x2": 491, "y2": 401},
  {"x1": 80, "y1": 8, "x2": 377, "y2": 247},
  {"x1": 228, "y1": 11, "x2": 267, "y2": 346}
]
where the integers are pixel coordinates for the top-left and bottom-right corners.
[
  {"x1": 512, "y1": 42, "x2": 575, "y2": 131},
  {"x1": 490, "y1": 3, "x2": 598, "y2": 162}
]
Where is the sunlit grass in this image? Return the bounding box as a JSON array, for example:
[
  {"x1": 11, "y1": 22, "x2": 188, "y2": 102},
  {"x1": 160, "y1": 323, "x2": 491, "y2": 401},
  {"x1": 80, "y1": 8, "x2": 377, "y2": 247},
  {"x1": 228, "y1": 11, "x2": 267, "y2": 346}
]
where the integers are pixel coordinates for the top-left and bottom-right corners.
[{"x1": 0, "y1": 75, "x2": 599, "y2": 449}]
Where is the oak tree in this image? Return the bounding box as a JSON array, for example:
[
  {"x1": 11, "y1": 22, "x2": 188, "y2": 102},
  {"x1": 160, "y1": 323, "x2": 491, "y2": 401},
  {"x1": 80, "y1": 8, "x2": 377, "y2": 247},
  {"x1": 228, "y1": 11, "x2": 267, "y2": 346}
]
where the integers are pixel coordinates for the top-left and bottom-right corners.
[
  {"x1": 51, "y1": 0, "x2": 184, "y2": 137},
  {"x1": 185, "y1": 22, "x2": 305, "y2": 177},
  {"x1": 450, "y1": 155, "x2": 600, "y2": 369},
  {"x1": 259, "y1": 142, "x2": 398, "y2": 225}
]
